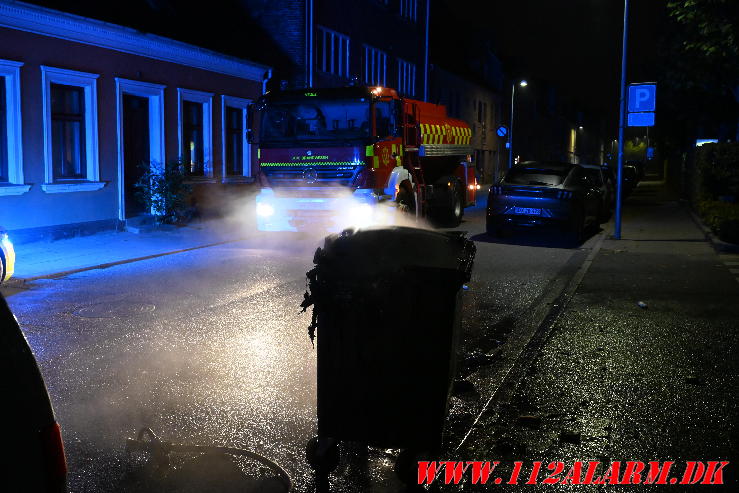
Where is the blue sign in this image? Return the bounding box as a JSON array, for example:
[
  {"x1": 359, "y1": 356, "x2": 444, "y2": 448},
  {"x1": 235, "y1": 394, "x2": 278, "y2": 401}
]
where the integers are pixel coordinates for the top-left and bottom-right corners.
[
  {"x1": 496, "y1": 125, "x2": 508, "y2": 137},
  {"x1": 627, "y1": 112, "x2": 655, "y2": 127},
  {"x1": 628, "y1": 83, "x2": 656, "y2": 113}
]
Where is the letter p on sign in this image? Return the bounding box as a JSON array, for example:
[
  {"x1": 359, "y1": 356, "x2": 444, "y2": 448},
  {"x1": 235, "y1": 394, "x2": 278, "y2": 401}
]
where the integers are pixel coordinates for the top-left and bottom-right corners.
[{"x1": 628, "y1": 84, "x2": 656, "y2": 113}]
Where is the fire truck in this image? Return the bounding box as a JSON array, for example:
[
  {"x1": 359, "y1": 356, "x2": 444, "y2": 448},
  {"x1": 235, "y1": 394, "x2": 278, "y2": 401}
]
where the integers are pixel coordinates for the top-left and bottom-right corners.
[{"x1": 250, "y1": 86, "x2": 479, "y2": 231}]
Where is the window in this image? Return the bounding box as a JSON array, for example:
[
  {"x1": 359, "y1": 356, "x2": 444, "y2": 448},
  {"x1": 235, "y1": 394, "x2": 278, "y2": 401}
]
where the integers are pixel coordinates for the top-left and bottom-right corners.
[
  {"x1": 41, "y1": 66, "x2": 102, "y2": 193},
  {"x1": 397, "y1": 59, "x2": 416, "y2": 97},
  {"x1": 177, "y1": 88, "x2": 213, "y2": 179},
  {"x1": 0, "y1": 59, "x2": 25, "y2": 195},
  {"x1": 0, "y1": 78, "x2": 7, "y2": 183},
  {"x1": 221, "y1": 95, "x2": 251, "y2": 180},
  {"x1": 364, "y1": 45, "x2": 387, "y2": 86},
  {"x1": 51, "y1": 84, "x2": 86, "y2": 180},
  {"x1": 400, "y1": 0, "x2": 418, "y2": 21},
  {"x1": 316, "y1": 26, "x2": 350, "y2": 78}
]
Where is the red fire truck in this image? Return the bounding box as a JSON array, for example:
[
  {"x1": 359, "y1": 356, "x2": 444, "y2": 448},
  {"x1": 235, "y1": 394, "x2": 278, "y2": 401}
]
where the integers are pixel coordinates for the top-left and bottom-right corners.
[{"x1": 251, "y1": 86, "x2": 478, "y2": 231}]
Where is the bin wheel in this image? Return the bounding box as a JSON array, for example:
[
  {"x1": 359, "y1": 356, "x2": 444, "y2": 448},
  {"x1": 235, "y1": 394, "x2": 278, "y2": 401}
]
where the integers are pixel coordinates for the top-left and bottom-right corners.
[
  {"x1": 306, "y1": 436, "x2": 339, "y2": 474},
  {"x1": 394, "y1": 448, "x2": 428, "y2": 485}
]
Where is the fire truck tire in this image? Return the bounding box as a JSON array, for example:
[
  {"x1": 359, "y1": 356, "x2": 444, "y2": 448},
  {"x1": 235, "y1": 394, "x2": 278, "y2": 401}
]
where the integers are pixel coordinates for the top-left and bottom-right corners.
[
  {"x1": 306, "y1": 436, "x2": 339, "y2": 474},
  {"x1": 438, "y1": 179, "x2": 464, "y2": 227}
]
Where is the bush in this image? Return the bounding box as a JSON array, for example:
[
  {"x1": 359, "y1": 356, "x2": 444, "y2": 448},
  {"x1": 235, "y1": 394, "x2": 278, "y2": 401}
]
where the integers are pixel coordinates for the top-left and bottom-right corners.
[
  {"x1": 134, "y1": 161, "x2": 193, "y2": 224},
  {"x1": 698, "y1": 199, "x2": 739, "y2": 244},
  {"x1": 695, "y1": 142, "x2": 739, "y2": 200}
]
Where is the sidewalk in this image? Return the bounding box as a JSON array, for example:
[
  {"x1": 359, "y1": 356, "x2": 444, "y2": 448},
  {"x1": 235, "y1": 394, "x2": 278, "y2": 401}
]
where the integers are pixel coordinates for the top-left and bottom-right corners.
[
  {"x1": 6, "y1": 218, "x2": 250, "y2": 283},
  {"x1": 462, "y1": 182, "x2": 739, "y2": 488}
]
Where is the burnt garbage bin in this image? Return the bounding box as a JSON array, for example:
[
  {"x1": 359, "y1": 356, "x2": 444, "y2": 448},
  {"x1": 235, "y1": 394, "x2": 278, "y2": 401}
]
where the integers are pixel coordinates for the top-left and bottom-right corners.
[{"x1": 301, "y1": 226, "x2": 476, "y2": 476}]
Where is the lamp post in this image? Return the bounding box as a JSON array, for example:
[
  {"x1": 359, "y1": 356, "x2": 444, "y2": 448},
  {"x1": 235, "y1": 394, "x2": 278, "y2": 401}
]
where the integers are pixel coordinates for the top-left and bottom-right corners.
[{"x1": 508, "y1": 79, "x2": 527, "y2": 169}]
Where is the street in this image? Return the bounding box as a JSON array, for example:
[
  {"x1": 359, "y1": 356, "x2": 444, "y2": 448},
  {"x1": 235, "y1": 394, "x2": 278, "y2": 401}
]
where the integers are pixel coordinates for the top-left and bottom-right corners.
[{"x1": 3, "y1": 196, "x2": 603, "y2": 491}]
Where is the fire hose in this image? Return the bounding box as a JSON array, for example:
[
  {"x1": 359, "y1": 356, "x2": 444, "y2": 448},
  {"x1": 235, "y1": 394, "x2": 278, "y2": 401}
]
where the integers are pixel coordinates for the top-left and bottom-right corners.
[{"x1": 125, "y1": 427, "x2": 294, "y2": 492}]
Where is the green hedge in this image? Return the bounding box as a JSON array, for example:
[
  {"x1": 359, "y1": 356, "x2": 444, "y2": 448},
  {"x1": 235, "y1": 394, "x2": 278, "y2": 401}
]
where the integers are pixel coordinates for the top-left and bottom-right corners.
[
  {"x1": 695, "y1": 143, "x2": 739, "y2": 243},
  {"x1": 698, "y1": 199, "x2": 739, "y2": 244},
  {"x1": 695, "y1": 142, "x2": 739, "y2": 199}
]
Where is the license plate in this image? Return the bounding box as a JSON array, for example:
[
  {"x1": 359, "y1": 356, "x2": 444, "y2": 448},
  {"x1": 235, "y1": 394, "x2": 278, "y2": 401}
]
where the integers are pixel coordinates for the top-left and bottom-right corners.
[{"x1": 513, "y1": 207, "x2": 541, "y2": 215}]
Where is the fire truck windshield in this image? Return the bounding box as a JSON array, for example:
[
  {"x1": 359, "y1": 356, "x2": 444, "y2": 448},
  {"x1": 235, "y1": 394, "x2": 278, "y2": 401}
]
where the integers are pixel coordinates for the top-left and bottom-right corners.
[{"x1": 261, "y1": 99, "x2": 370, "y2": 144}]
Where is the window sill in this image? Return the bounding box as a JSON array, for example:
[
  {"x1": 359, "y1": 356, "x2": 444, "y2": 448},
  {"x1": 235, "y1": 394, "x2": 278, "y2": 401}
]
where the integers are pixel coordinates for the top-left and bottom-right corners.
[
  {"x1": 222, "y1": 176, "x2": 255, "y2": 184},
  {"x1": 41, "y1": 182, "x2": 106, "y2": 193},
  {"x1": 0, "y1": 184, "x2": 32, "y2": 196}
]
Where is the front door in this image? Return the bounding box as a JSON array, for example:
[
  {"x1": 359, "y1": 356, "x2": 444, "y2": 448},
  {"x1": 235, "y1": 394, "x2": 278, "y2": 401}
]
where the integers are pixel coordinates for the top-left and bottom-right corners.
[{"x1": 122, "y1": 94, "x2": 150, "y2": 218}]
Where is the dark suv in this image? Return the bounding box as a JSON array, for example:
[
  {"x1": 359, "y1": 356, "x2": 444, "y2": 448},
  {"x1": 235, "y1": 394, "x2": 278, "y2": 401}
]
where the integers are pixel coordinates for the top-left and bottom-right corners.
[{"x1": 487, "y1": 161, "x2": 606, "y2": 241}]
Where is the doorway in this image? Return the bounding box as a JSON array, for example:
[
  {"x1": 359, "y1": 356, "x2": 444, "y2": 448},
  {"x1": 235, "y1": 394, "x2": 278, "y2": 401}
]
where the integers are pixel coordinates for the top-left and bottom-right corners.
[
  {"x1": 122, "y1": 94, "x2": 149, "y2": 218},
  {"x1": 115, "y1": 78, "x2": 165, "y2": 222}
]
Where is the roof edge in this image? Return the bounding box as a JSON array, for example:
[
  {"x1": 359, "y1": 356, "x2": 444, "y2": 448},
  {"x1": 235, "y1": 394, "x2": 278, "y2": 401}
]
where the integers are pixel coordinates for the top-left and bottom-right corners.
[{"x1": 0, "y1": 0, "x2": 270, "y2": 81}]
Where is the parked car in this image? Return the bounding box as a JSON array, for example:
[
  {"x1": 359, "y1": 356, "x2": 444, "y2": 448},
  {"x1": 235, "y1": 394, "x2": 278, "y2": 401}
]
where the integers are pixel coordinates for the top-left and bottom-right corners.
[
  {"x1": 580, "y1": 163, "x2": 613, "y2": 222},
  {"x1": 1, "y1": 293, "x2": 68, "y2": 491},
  {"x1": 622, "y1": 162, "x2": 640, "y2": 196},
  {"x1": 601, "y1": 165, "x2": 616, "y2": 210},
  {"x1": 626, "y1": 160, "x2": 646, "y2": 181},
  {"x1": 0, "y1": 226, "x2": 15, "y2": 284},
  {"x1": 487, "y1": 161, "x2": 605, "y2": 242}
]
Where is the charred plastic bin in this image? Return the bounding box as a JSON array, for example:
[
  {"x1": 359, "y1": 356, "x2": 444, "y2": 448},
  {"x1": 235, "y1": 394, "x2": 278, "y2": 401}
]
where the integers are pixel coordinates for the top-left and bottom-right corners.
[{"x1": 301, "y1": 226, "x2": 475, "y2": 474}]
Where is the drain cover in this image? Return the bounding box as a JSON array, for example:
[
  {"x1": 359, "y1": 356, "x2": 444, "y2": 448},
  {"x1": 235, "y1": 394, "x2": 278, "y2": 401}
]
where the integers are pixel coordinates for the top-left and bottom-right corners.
[{"x1": 73, "y1": 301, "x2": 156, "y2": 319}]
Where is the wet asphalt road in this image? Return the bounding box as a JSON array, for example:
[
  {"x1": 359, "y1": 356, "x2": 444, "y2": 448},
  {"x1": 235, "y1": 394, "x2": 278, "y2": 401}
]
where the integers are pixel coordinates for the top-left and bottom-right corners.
[{"x1": 3, "y1": 197, "x2": 602, "y2": 492}]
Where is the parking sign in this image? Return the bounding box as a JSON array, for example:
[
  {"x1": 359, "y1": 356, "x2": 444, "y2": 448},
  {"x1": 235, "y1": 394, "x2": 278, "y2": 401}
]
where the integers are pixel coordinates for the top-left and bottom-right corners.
[{"x1": 628, "y1": 83, "x2": 656, "y2": 113}]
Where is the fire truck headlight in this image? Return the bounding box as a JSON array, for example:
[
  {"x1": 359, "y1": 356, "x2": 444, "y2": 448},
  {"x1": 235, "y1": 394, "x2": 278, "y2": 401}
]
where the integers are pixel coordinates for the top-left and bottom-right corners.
[
  {"x1": 348, "y1": 203, "x2": 374, "y2": 227},
  {"x1": 256, "y1": 202, "x2": 275, "y2": 217}
]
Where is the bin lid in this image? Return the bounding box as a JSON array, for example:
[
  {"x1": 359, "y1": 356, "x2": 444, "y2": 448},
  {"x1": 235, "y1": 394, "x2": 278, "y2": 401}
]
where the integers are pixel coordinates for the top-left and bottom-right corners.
[{"x1": 314, "y1": 226, "x2": 475, "y2": 278}]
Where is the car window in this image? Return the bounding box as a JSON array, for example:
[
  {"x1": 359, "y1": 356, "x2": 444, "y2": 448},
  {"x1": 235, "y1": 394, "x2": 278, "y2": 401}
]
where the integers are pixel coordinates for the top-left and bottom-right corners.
[
  {"x1": 503, "y1": 167, "x2": 568, "y2": 186},
  {"x1": 582, "y1": 168, "x2": 603, "y2": 186}
]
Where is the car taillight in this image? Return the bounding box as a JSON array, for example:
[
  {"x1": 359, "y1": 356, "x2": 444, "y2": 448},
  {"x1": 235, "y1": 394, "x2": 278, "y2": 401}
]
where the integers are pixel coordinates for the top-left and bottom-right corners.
[
  {"x1": 557, "y1": 190, "x2": 573, "y2": 199},
  {"x1": 41, "y1": 422, "x2": 67, "y2": 490}
]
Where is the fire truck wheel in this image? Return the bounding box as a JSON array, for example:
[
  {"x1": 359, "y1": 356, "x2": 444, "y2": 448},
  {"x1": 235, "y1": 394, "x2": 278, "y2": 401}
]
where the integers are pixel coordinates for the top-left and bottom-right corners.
[
  {"x1": 306, "y1": 436, "x2": 339, "y2": 474},
  {"x1": 441, "y1": 179, "x2": 464, "y2": 227}
]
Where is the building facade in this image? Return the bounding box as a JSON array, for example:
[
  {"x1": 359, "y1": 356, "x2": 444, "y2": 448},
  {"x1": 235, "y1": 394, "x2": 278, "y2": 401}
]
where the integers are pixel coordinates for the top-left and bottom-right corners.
[
  {"x1": 430, "y1": 66, "x2": 504, "y2": 184},
  {"x1": 0, "y1": 0, "x2": 269, "y2": 241},
  {"x1": 244, "y1": 0, "x2": 429, "y2": 99}
]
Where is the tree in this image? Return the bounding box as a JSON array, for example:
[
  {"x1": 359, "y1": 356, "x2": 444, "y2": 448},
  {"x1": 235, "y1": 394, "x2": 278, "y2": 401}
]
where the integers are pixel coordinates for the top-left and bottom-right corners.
[{"x1": 657, "y1": 0, "x2": 739, "y2": 154}]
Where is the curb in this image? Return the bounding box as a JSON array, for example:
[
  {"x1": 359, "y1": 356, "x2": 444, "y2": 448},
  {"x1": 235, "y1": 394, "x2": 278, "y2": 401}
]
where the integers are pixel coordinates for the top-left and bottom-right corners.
[
  {"x1": 5, "y1": 237, "x2": 248, "y2": 286},
  {"x1": 688, "y1": 209, "x2": 739, "y2": 254}
]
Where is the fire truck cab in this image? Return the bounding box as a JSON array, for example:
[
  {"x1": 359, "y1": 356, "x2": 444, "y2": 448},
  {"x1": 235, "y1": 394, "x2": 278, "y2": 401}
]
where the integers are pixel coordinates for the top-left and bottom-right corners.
[{"x1": 251, "y1": 86, "x2": 478, "y2": 232}]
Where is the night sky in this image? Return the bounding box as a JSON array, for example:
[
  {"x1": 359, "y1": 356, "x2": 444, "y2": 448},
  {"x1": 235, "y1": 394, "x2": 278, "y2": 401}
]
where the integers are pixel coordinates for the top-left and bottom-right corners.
[
  {"x1": 26, "y1": 0, "x2": 667, "y2": 127},
  {"x1": 432, "y1": 0, "x2": 666, "y2": 119}
]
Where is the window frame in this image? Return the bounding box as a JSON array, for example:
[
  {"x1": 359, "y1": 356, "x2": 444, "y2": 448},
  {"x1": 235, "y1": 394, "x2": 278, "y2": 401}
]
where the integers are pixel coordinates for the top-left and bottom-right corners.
[
  {"x1": 316, "y1": 26, "x2": 351, "y2": 79},
  {"x1": 400, "y1": 0, "x2": 418, "y2": 22},
  {"x1": 0, "y1": 59, "x2": 28, "y2": 196},
  {"x1": 220, "y1": 95, "x2": 252, "y2": 182},
  {"x1": 396, "y1": 58, "x2": 416, "y2": 97},
  {"x1": 41, "y1": 65, "x2": 103, "y2": 193},
  {"x1": 177, "y1": 88, "x2": 214, "y2": 181},
  {"x1": 363, "y1": 45, "x2": 387, "y2": 87}
]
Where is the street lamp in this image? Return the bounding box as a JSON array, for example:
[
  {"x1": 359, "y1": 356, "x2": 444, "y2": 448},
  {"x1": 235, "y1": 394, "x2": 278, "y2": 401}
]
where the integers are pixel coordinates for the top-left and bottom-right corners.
[{"x1": 508, "y1": 79, "x2": 528, "y2": 169}]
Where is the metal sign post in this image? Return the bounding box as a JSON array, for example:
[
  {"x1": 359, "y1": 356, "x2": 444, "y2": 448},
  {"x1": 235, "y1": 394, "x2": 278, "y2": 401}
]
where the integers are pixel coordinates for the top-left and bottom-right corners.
[{"x1": 614, "y1": 0, "x2": 630, "y2": 240}]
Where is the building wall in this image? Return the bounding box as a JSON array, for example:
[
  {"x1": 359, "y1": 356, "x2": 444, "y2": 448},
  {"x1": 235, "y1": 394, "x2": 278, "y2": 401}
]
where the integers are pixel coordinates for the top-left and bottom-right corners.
[
  {"x1": 431, "y1": 66, "x2": 504, "y2": 183},
  {"x1": 240, "y1": 0, "x2": 306, "y2": 88},
  {"x1": 314, "y1": 0, "x2": 427, "y2": 96},
  {"x1": 0, "y1": 24, "x2": 265, "y2": 235},
  {"x1": 245, "y1": 0, "x2": 428, "y2": 97}
]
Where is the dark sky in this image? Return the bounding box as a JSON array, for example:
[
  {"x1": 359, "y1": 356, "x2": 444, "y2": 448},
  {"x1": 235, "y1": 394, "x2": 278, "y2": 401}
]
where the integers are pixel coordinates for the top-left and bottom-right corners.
[
  {"x1": 27, "y1": 0, "x2": 666, "y2": 126},
  {"x1": 432, "y1": 0, "x2": 667, "y2": 120}
]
